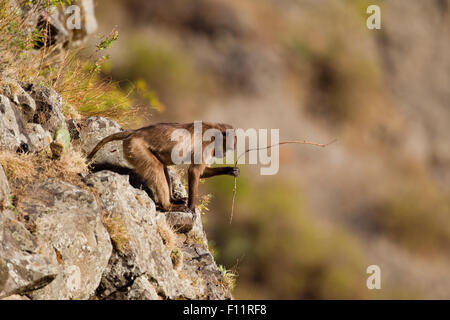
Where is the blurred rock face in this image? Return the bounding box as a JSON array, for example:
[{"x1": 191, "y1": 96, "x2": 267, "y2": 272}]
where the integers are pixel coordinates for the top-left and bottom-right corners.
[
  {"x1": 379, "y1": 0, "x2": 450, "y2": 183},
  {"x1": 126, "y1": 0, "x2": 246, "y2": 39},
  {"x1": 94, "y1": 0, "x2": 450, "y2": 299}
]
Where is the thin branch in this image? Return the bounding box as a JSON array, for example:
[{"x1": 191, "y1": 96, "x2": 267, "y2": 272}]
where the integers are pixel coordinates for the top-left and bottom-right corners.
[{"x1": 230, "y1": 138, "x2": 337, "y2": 224}]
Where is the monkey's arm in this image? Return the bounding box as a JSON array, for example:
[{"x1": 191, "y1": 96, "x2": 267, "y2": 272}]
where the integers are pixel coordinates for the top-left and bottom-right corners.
[
  {"x1": 188, "y1": 165, "x2": 239, "y2": 210},
  {"x1": 200, "y1": 166, "x2": 240, "y2": 179},
  {"x1": 188, "y1": 165, "x2": 204, "y2": 210}
]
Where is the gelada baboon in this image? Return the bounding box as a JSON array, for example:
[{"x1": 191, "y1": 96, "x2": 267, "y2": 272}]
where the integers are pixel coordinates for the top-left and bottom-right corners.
[{"x1": 87, "y1": 122, "x2": 239, "y2": 212}]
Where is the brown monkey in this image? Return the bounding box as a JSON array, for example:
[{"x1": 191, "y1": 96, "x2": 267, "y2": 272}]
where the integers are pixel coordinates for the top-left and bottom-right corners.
[{"x1": 87, "y1": 122, "x2": 239, "y2": 212}]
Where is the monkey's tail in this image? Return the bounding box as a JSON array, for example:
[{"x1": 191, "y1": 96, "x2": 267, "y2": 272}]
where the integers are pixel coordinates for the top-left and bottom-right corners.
[{"x1": 87, "y1": 130, "x2": 134, "y2": 161}]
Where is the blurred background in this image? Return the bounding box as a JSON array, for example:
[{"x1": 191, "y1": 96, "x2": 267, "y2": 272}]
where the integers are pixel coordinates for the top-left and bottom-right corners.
[{"x1": 91, "y1": 0, "x2": 449, "y2": 299}]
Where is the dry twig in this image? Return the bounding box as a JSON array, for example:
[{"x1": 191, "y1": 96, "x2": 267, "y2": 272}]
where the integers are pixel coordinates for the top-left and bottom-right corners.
[{"x1": 230, "y1": 138, "x2": 337, "y2": 224}]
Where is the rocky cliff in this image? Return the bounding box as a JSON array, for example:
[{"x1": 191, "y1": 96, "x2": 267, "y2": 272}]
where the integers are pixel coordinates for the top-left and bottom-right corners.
[{"x1": 0, "y1": 77, "x2": 232, "y2": 300}]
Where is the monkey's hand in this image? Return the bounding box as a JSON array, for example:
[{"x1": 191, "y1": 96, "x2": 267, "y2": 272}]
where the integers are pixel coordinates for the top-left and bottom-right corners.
[{"x1": 228, "y1": 167, "x2": 240, "y2": 177}]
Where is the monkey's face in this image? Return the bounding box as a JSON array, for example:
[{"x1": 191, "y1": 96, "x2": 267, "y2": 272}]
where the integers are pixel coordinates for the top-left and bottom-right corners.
[
  {"x1": 218, "y1": 124, "x2": 236, "y2": 152},
  {"x1": 223, "y1": 130, "x2": 237, "y2": 152}
]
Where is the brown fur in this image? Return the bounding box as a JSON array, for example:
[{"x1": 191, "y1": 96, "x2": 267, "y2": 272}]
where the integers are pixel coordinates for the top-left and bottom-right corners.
[{"x1": 87, "y1": 122, "x2": 239, "y2": 212}]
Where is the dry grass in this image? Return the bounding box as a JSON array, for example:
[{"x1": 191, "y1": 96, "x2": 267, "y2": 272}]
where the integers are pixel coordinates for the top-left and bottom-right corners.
[
  {"x1": 0, "y1": 152, "x2": 35, "y2": 182},
  {"x1": 157, "y1": 218, "x2": 185, "y2": 269},
  {"x1": 0, "y1": 149, "x2": 89, "y2": 194},
  {"x1": 0, "y1": 78, "x2": 23, "y2": 97},
  {"x1": 58, "y1": 149, "x2": 88, "y2": 174},
  {"x1": 157, "y1": 218, "x2": 181, "y2": 248},
  {"x1": 0, "y1": 0, "x2": 40, "y2": 76},
  {"x1": 0, "y1": 148, "x2": 91, "y2": 235},
  {"x1": 101, "y1": 213, "x2": 130, "y2": 254}
]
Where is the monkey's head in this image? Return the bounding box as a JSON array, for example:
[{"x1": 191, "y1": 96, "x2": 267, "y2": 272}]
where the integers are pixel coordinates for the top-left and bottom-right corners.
[{"x1": 217, "y1": 123, "x2": 236, "y2": 152}]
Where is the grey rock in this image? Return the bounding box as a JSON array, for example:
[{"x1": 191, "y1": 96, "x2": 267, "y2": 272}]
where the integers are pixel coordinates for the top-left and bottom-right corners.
[
  {"x1": 15, "y1": 90, "x2": 36, "y2": 123},
  {"x1": 0, "y1": 94, "x2": 28, "y2": 151},
  {"x1": 0, "y1": 83, "x2": 58, "y2": 152},
  {"x1": 80, "y1": 117, "x2": 132, "y2": 169},
  {"x1": 166, "y1": 211, "x2": 195, "y2": 233},
  {"x1": 95, "y1": 252, "x2": 161, "y2": 300},
  {"x1": 26, "y1": 123, "x2": 52, "y2": 151},
  {"x1": 17, "y1": 179, "x2": 112, "y2": 300},
  {"x1": 179, "y1": 208, "x2": 232, "y2": 299},
  {"x1": 86, "y1": 171, "x2": 196, "y2": 300},
  {"x1": 24, "y1": 84, "x2": 67, "y2": 135},
  {"x1": 179, "y1": 241, "x2": 231, "y2": 300},
  {"x1": 66, "y1": 119, "x2": 81, "y2": 140},
  {"x1": 125, "y1": 275, "x2": 160, "y2": 300},
  {"x1": 0, "y1": 211, "x2": 58, "y2": 298},
  {"x1": 0, "y1": 79, "x2": 36, "y2": 122},
  {"x1": 86, "y1": 170, "x2": 231, "y2": 300},
  {"x1": 0, "y1": 165, "x2": 9, "y2": 210}
]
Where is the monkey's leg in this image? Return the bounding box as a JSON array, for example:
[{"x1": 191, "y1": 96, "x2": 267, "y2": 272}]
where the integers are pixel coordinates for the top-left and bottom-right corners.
[
  {"x1": 163, "y1": 166, "x2": 174, "y2": 199},
  {"x1": 124, "y1": 138, "x2": 186, "y2": 212},
  {"x1": 200, "y1": 166, "x2": 240, "y2": 178},
  {"x1": 188, "y1": 164, "x2": 206, "y2": 210}
]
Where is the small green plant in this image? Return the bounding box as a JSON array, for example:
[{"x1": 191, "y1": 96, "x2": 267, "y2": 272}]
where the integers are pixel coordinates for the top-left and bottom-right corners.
[
  {"x1": 24, "y1": 0, "x2": 73, "y2": 8},
  {"x1": 218, "y1": 265, "x2": 237, "y2": 291},
  {"x1": 5, "y1": 195, "x2": 17, "y2": 212},
  {"x1": 198, "y1": 193, "x2": 213, "y2": 215},
  {"x1": 96, "y1": 30, "x2": 119, "y2": 51}
]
